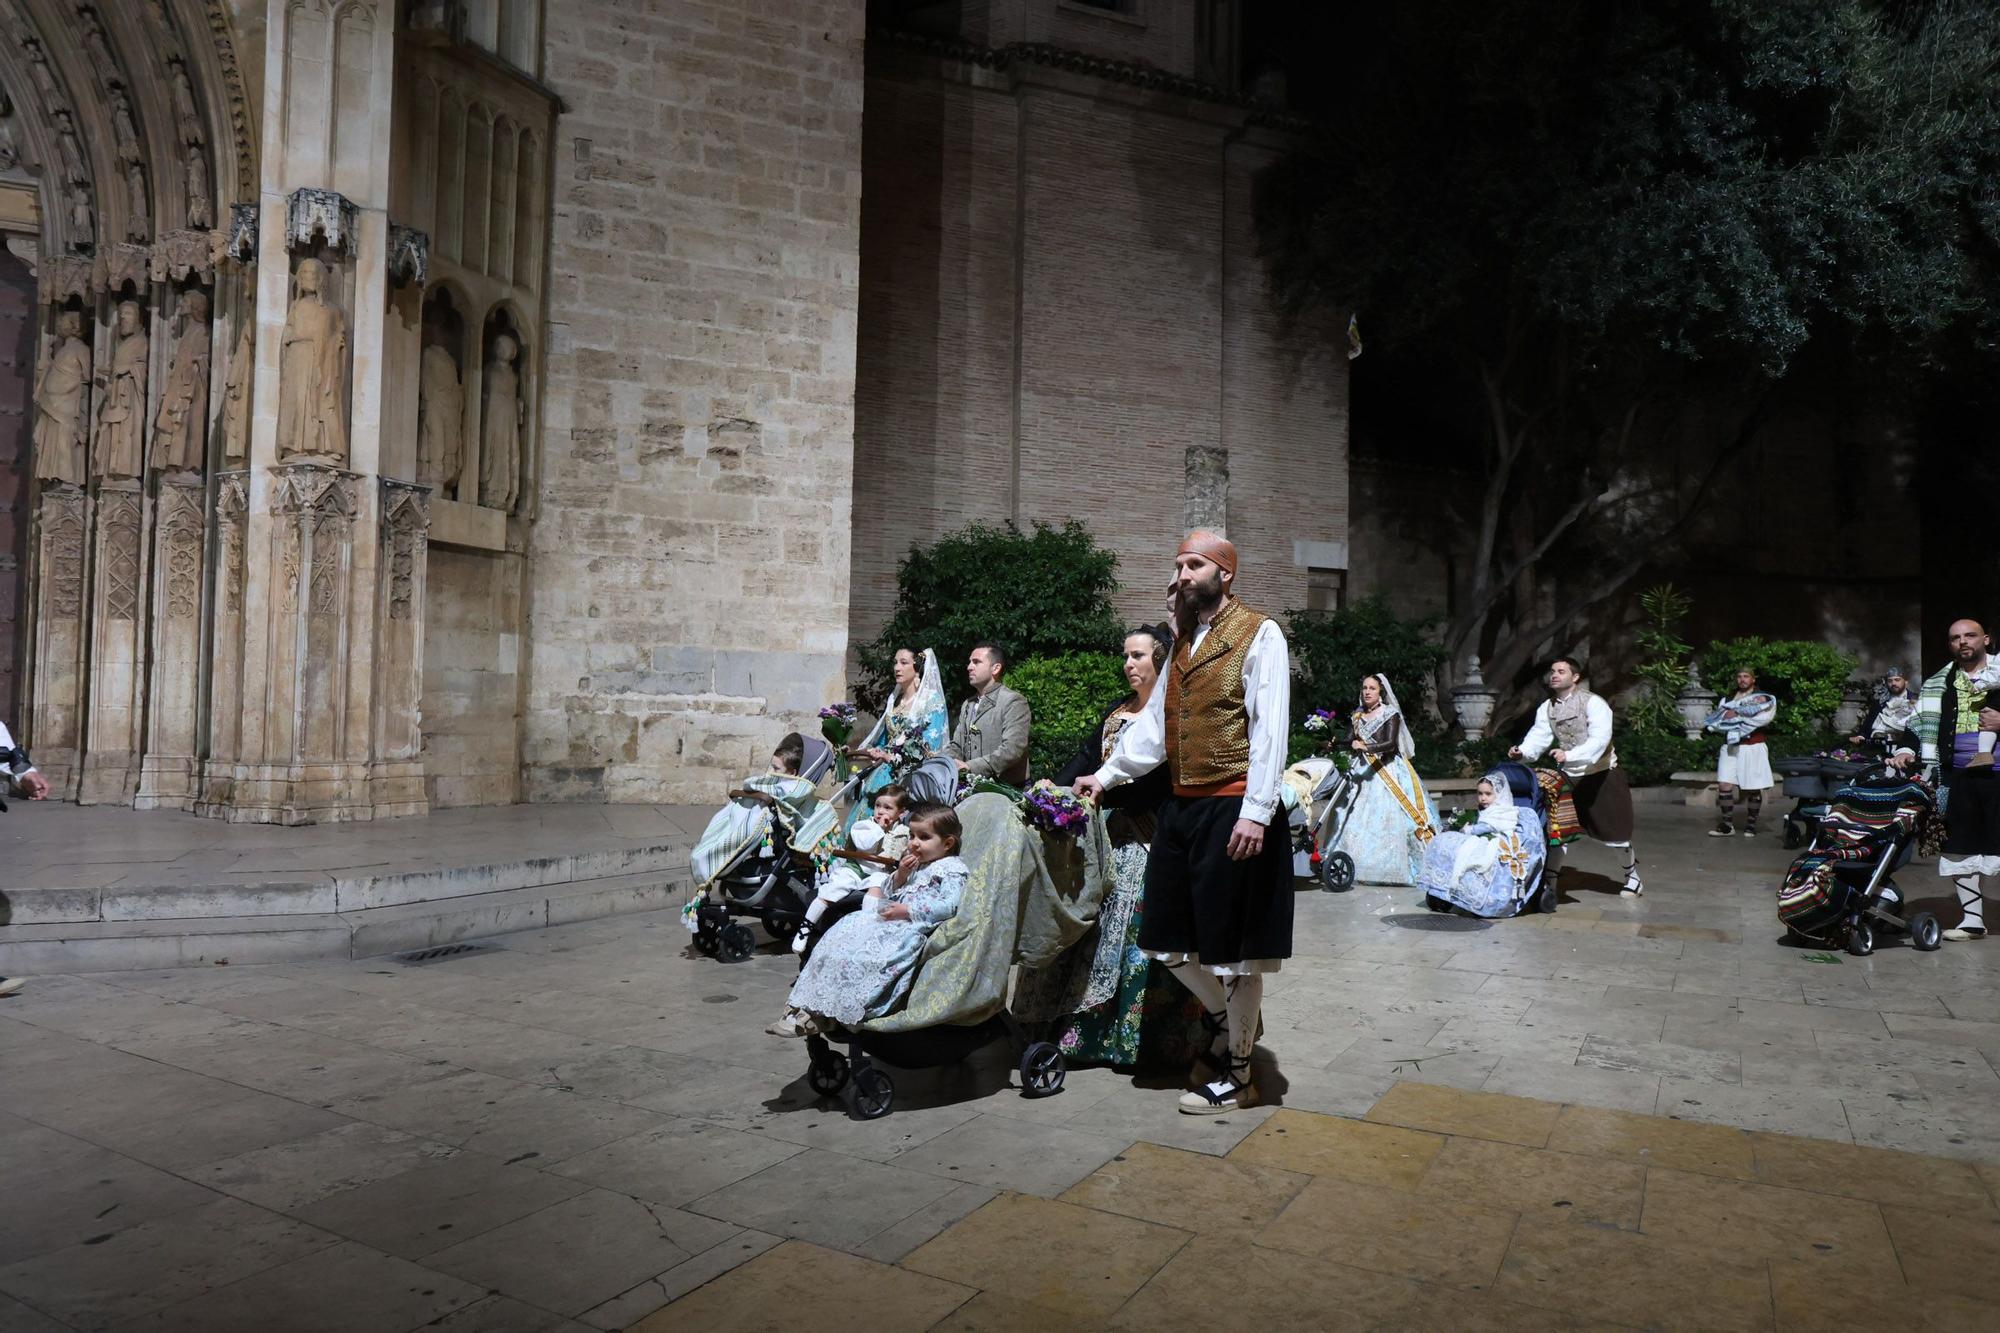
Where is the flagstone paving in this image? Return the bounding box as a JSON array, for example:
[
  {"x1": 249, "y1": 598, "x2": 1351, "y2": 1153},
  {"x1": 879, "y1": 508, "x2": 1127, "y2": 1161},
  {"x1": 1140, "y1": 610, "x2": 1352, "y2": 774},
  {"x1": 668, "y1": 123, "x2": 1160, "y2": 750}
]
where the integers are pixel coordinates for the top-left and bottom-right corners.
[{"x1": 4, "y1": 803, "x2": 2000, "y2": 1328}]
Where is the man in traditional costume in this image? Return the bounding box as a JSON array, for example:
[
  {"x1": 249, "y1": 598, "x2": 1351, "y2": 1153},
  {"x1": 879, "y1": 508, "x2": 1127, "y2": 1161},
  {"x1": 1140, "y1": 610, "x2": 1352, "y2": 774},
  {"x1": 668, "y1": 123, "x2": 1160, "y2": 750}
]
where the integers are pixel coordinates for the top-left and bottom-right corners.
[
  {"x1": 1076, "y1": 530, "x2": 1290, "y2": 1114},
  {"x1": 1705, "y1": 668, "x2": 1779, "y2": 837},
  {"x1": 1895, "y1": 619, "x2": 2000, "y2": 941},
  {"x1": 1511, "y1": 657, "x2": 1642, "y2": 895}
]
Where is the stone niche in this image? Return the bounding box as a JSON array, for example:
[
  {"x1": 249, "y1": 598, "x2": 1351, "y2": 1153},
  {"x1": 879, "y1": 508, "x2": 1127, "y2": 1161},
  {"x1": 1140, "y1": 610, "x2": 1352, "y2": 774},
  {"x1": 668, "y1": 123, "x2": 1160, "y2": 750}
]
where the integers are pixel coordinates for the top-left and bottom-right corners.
[{"x1": 389, "y1": 30, "x2": 556, "y2": 808}]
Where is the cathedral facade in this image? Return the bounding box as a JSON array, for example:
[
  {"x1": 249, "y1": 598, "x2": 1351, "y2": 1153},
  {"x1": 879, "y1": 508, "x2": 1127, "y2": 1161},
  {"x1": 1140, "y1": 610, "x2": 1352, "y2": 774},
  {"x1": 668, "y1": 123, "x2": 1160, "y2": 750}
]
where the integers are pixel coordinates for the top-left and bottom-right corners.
[{"x1": 0, "y1": 0, "x2": 1347, "y2": 821}]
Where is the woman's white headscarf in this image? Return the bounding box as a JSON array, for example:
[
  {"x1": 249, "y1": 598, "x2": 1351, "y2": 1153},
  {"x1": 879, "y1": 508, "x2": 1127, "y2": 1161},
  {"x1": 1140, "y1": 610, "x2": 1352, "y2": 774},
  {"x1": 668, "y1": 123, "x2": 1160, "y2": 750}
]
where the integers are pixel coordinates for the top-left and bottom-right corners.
[
  {"x1": 1359, "y1": 673, "x2": 1418, "y2": 760},
  {"x1": 1452, "y1": 770, "x2": 1522, "y2": 883},
  {"x1": 906, "y1": 648, "x2": 946, "y2": 719}
]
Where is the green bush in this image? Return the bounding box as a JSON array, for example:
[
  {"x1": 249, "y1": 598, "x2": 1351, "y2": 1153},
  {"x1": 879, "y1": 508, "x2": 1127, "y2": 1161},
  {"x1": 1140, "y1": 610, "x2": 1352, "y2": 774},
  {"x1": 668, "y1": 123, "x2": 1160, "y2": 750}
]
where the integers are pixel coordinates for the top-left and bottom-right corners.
[
  {"x1": 1007, "y1": 652, "x2": 1130, "y2": 781},
  {"x1": 1285, "y1": 598, "x2": 1449, "y2": 724},
  {"x1": 1698, "y1": 638, "x2": 1858, "y2": 727},
  {"x1": 857, "y1": 522, "x2": 1125, "y2": 711},
  {"x1": 1455, "y1": 734, "x2": 1517, "y2": 780}
]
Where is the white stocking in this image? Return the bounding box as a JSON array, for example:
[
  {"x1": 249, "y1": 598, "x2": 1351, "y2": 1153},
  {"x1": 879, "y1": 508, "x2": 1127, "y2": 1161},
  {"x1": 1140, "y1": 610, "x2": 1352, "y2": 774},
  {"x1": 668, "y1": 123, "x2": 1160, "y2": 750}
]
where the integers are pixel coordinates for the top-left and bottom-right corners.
[
  {"x1": 1956, "y1": 875, "x2": 1986, "y2": 933},
  {"x1": 1165, "y1": 962, "x2": 1229, "y2": 1058},
  {"x1": 1224, "y1": 974, "x2": 1264, "y2": 1065}
]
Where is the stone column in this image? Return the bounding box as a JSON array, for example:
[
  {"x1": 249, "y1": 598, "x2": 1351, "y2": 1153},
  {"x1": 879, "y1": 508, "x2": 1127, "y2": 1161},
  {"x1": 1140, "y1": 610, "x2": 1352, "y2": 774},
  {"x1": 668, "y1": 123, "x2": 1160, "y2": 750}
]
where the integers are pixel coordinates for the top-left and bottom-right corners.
[
  {"x1": 77, "y1": 479, "x2": 148, "y2": 804},
  {"x1": 199, "y1": 0, "x2": 419, "y2": 822},
  {"x1": 1185, "y1": 445, "x2": 1229, "y2": 535},
  {"x1": 134, "y1": 476, "x2": 209, "y2": 808},
  {"x1": 371, "y1": 479, "x2": 430, "y2": 815},
  {"x1": 27, "y1": 485, "x2": 88, "y2": 798}
]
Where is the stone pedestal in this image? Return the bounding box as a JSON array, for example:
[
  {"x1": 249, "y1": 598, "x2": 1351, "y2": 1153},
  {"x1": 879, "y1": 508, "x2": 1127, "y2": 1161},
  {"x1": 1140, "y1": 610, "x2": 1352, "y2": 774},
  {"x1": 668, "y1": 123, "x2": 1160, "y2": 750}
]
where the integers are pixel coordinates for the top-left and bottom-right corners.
[
  {"x1": 1677, "y1": 666, "x2": 1719, "y2": 741},
  {"x1": 27, "y1": 486, "x2": 89, "y2": 799},
  {"x1": 78, "y1": 480, "x2": 149, "y2": 804},
  {"x1": 135, "y1": 476, "x2": 210, "y2": 809}
]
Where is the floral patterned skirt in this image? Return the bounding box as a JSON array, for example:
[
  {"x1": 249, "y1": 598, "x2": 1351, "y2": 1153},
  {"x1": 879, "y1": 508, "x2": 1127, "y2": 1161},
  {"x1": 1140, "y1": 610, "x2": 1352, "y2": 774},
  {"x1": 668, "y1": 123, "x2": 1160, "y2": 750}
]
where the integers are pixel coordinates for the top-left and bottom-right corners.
[{"x1": 1013, "y1": 840, "x2": 1205, "y2": 1071}]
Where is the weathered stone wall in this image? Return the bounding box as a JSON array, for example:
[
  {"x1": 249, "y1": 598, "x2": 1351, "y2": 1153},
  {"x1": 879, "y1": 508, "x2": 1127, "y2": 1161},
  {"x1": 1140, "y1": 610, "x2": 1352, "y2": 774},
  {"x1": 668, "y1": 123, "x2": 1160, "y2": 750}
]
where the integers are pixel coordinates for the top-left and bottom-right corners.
[
  {"x1": 421, "y1": 548, "x2": 522, "y2": 808},
  {"x1": 850, "y1": 49, "x2": 1348, "y2": 658},
  {"x1": 529, "y1": 2, "x2": 866, "y2": 803}
]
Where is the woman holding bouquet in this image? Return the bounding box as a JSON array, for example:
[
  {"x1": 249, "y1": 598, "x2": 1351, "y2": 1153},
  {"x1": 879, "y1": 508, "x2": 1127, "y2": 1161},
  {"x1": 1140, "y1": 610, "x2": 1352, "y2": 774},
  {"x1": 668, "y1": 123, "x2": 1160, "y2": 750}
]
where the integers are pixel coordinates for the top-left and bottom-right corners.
[
  {"x1": 848, "y1": 647, "x2": 948, "y2": 828},
  {"x1": 1324, "y1": 673, "x2": 1438, "y2": 885},
  {"x1": 1013, "y1": 625, "x2": 1203, "y2": 1070}
]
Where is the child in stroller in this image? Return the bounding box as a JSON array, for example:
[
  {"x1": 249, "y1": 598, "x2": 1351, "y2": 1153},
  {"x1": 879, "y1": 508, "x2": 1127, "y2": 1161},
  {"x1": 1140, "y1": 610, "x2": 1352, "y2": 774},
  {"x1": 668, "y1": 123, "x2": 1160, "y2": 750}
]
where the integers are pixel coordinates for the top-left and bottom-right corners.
[
  {"x1": 684, "y1": 732, "x2": 842, "y2": 963},
  {"x1": 782, "y1": 802, "x2": 969, "y2": 1032},
  {"x1": 1418, "y1": 767, "x2": 1549, "y2": 918},
  {"x1": 1777, "y1": 766, "x2": 1942, "y2": 955}
]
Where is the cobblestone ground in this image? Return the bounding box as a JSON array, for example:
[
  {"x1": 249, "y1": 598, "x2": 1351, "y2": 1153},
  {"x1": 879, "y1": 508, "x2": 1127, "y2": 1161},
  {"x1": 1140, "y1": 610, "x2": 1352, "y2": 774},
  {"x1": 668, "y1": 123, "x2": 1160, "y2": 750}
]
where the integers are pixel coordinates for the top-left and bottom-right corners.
[{"x1": 5, "y1": 804, "x2": 1998, "y2": 1329}]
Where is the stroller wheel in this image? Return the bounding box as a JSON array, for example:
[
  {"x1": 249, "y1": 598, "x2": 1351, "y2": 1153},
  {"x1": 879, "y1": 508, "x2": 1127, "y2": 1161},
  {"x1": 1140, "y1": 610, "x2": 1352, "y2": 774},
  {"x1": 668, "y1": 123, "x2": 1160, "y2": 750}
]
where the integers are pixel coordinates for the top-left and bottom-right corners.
[
  {"x1": 762, "y1": 907, "x2": 804, "y2": 943},
  {"x1": 1909, "y1": 911, "x2": 1942, "y2": 952},
  {"x1": 1321, "y1": 852, "x2": 1356, "y2": 894},
  {"x1": 1782, "y1": 824, "x2": 1804, "y2": 850},
  {"x1": 808, "y1": 1050, "x2": 851, "y2": 1097},
  {"x1": 719, "y1": 923, "x2": 757, "y2": 963},
  {"x1": 1019, "y1": 1042, "x2": 1066, "y2": 1099},
  {"x1": 693, "y1": 923, "x2": 721, "y2": 957},
  {"x1": 1847, "y1": 920, "x2": 1875, "y2": 957},
  {"x1": 851, "y1": 1066, "x2": 894, "y2": 1119}
]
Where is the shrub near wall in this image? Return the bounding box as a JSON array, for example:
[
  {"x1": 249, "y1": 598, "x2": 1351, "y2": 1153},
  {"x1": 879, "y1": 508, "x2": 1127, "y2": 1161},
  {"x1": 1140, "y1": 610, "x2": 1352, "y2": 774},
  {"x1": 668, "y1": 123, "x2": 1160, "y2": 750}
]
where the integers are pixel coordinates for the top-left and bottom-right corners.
[{"x1": 1009, "y1": 652, "x2": 1129, "y2": 781}]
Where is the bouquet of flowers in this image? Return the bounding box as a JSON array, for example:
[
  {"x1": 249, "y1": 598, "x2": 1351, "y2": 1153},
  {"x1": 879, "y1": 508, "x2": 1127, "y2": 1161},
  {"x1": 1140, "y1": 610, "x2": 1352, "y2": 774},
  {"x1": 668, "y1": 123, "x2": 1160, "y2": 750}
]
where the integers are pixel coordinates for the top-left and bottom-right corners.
[
  {"x1": 1444, "y1": 806, "x2": 1479, "y2": 832},
  {"x1": 819, "y1": 702, "x2": 859, "y2": 779},
  {"x1": 890, "y1": 729, "x2": 930, "y2": 777},
  {"x1": 1303, "y1": 708, "x2": 1337, "y2": 735},
  {"x1": 956, "y1": 774, "x2": 1021, "y2": 804},
  {"x1": 1815, "y1": 746, "x2": 1870, "y2": 764},
  {"x1": 1020, "y1": 779, "x2": 1091, "y2": 839}
]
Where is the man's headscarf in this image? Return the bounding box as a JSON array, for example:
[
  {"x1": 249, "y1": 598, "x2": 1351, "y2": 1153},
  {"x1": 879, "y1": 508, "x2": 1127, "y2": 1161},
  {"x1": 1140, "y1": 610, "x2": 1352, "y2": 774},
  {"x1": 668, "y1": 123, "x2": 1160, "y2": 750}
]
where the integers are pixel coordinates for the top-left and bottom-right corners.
[{"x1": 1178, "y1": 529, "x2": 1238, "y2": 578}]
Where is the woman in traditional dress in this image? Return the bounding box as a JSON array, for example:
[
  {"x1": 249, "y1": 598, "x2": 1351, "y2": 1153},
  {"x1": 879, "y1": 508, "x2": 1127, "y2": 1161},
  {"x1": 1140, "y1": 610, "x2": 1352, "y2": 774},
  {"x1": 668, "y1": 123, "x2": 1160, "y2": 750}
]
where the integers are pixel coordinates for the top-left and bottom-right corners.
[
  {"x1": 1419, "y1": 771, "x2": 1546, "y2": 918},
  {"x1": 1013, "y1": 625, "x2": 1203, "y2": 1070},
  {"x1": 847, "y1": 647, "x2": 947, "y2": 828},
  {"x1": 1325, "y1": 673, "x2": 1438, "y2": 885}
]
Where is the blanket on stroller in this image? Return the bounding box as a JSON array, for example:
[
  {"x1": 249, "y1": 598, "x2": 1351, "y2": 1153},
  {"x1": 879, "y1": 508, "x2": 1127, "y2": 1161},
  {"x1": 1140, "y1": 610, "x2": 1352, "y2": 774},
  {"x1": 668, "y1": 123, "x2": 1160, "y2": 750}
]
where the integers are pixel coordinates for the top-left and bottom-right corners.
[
  {"x1": 857, "y1": 791, "x2": 1112, "y2": 1035},
  {"x1": 1778, "y1": 775, "x2": 1934, "y2": 933},
  {"x1": 689, "y1": 774, "x2": 836, "y2": 888}
]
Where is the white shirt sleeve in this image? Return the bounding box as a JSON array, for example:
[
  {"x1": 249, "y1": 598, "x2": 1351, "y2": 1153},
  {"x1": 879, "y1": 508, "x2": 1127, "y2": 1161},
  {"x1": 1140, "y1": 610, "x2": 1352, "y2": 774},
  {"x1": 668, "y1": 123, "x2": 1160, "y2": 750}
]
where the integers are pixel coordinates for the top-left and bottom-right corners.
[
  {"x1": 1093, "y1": 666, "x2": 1166, "y2": 789},
  {"x1": 1239, "y1": 618, "x2": 1290, "y2": 826},
  {"x1": 0, "y1": 720, "x2": 31, "y2": 786},
  {"x1": 1747, "y1": 697, "x2": 1778, "y2": 730},
  {"x1": 1517, "y1": 702, "x2": 1553, "y2": 762},
  {"x1": 1565, "y1": 696, "x2": 1614, "y2": 769}
]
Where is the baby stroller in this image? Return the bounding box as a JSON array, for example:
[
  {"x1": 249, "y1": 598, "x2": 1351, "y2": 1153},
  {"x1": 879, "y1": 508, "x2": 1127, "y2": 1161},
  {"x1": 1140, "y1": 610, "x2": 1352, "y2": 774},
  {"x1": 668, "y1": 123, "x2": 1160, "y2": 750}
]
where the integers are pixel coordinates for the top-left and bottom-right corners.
[
  {"x1": 0, "y1": 743, "x2": 28, "y2": 812},
  {"x1": 799, "y1": 791, "x2": 1103, "y2": 1120},
  {"x1": 1773, "y1": 753, "x2": 1873, "y2": 850},
  {"x1": 1307, "y1": 760, "x2": 1363, "y2": 892},
  {"x1": 690, "y1": 735, "x2": 854, "y2": 962},
  {"x1": 1438, "y1": 761, "x2": 1558, "y2": 915},
  {"x1": 1777, "y1": 766, "x2": 1940, "y2": 956}
]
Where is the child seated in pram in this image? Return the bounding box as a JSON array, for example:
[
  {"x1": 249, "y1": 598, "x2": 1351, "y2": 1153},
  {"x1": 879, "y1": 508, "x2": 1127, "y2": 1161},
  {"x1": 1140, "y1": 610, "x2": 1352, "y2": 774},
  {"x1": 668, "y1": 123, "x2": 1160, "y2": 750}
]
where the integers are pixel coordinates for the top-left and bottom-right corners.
[
  {"x1": 1417, "y1": 770, "x2": 1546, "y2": 918},
  {"x1": 788, "y1": 785, "x2": 910, "y2": 954},
  {"x1": 772, "y1": 803, "x2": 968, "y2": 1035},
  {"x1": 687, "y1": 732, "x2": 823, "y2": 890}
]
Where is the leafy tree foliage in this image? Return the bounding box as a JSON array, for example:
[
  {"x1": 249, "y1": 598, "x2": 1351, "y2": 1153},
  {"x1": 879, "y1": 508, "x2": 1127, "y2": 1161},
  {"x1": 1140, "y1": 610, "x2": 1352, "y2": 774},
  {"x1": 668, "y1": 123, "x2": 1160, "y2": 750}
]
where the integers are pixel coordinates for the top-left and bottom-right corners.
[
  {"x1": 1007, "y1": 652, "x2": 1129, "y2": 780},
  {"x1": 1699, "y1": 636, "x2": 1858, "y2": 724},
  {"x1": 1258, "y1": 0, "x2": 2000, "y2": 708}
]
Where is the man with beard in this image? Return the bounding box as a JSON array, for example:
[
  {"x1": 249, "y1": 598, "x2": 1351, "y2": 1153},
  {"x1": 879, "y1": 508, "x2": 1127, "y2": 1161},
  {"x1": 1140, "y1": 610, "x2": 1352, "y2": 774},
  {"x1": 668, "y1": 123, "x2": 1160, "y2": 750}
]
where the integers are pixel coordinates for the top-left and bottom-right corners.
[
  {"x1": 1075, "y1": 530, "x2": 1290, "y2": 1113},
  {"x1": 1511, "y1": 657, "x2": 1643, "y2": 896},
  {"x1": 1895, "y1": 619, "x2": 2000, "y2": 941}
]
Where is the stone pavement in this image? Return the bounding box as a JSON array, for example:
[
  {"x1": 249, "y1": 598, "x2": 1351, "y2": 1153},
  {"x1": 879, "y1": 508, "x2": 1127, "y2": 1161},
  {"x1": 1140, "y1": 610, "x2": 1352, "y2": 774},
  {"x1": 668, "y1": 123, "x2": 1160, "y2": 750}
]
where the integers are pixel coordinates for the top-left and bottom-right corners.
[{"x1": 4, "y1": 802, "x2": 1999, "y2": 1329}]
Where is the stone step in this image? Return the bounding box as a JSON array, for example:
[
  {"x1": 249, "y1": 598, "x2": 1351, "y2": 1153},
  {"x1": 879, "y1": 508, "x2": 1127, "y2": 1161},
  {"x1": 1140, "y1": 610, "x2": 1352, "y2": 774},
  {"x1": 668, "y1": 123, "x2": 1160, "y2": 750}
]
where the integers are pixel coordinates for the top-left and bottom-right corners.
[
  {"x1": 1, "y1": 839, "x2": 692, "y2": 927},
  {"x1": 0, "y1": 867, "x2": 687, "y2": 976}
]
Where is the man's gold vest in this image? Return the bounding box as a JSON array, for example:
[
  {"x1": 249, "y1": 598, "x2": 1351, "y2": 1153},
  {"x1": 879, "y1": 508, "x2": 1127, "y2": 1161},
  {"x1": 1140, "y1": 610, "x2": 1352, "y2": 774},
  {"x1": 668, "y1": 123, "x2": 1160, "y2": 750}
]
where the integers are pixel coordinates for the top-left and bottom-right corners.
[{"x1": 1164, "y1": 597, "x2": 1270, "y2": 788}]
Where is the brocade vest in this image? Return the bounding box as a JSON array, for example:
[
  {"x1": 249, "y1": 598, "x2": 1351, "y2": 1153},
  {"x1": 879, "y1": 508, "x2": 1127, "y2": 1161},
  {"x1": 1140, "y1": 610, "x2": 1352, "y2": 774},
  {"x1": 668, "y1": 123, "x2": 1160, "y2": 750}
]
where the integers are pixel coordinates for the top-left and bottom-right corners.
[{"x1": 1163, "y1": 598, "x2": 1269, "y2": 789}]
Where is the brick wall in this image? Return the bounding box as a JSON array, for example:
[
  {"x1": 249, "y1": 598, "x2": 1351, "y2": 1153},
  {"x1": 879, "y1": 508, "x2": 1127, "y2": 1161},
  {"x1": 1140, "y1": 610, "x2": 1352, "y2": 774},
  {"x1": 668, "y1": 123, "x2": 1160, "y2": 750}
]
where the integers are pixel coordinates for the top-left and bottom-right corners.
[
  {"x1": 851, "y1": 53, "x2": 1349, "y2": 663},
  {"x1": 529, "y1": 1, "x2": 866, "y2": 803}
]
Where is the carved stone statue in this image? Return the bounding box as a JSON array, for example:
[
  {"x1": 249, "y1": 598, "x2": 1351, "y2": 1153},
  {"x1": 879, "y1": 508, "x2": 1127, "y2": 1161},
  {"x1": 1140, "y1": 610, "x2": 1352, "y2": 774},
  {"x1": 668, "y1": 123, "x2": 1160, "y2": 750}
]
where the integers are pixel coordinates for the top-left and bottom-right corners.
[
  {"x1": 277, "y1": 258, "x2": 349, "y2": 461},
  {"x1": 480, "y1": 333, "x2": 524, "y2": 512},
  {"x1": 93, "y1": 301, "x2": 150, "y2": 480},
  {"x1": 168, "y1": 58, "x2": 203, "y2": 145},
  {"x1": 110, "y1": 88, "x2": 149, "y2": 242},
  {"x1": 186, "y1": 146, "x2": 212, "y2": 229},
  {"x1": 222, "y1": 319, "x2": 253, "y2": 465},
  {"x1": 152, "y1": 290, "x2": 211, "y2": 473},
  {"x1": 0, "y1": 91, "x2": 22, "y2": 172},
  {"x1": 32, "y1": 310, "x2": 91, "y2": 485},
  {"x1": 418, "y1": 343, "x2": 463, "y2": 495}
]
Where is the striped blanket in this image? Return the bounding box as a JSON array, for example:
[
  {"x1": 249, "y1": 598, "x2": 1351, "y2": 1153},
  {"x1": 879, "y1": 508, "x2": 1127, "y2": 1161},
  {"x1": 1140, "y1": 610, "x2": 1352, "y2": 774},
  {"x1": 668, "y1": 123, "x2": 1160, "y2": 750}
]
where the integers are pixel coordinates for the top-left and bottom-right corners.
[{"x1": 1777, "y1": 775, "x2": 1935, "y2": 937}]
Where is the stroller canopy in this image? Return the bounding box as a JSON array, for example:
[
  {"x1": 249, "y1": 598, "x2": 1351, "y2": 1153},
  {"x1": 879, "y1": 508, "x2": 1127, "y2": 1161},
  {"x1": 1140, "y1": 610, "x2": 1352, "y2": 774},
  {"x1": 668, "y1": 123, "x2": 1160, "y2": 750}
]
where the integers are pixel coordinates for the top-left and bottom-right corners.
[{"x1": 858, "y1": 791, "x2": 1112, "y2": 1035}]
